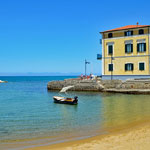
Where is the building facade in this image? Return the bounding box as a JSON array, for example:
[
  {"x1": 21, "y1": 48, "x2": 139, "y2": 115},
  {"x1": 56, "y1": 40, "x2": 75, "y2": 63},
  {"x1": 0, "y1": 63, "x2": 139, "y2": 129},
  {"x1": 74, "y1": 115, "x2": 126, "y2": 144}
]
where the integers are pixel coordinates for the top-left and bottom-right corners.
[{"x1": 99, "y1": 24, "x2": 150, "y2": 80}]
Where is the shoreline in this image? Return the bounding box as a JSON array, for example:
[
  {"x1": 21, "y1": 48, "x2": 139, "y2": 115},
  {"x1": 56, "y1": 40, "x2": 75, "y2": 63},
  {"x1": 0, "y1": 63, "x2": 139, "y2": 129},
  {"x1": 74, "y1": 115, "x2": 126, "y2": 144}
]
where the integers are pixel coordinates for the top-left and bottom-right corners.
[{"x1": 25, "y1": 120, "x2": 150, "y2": 150}]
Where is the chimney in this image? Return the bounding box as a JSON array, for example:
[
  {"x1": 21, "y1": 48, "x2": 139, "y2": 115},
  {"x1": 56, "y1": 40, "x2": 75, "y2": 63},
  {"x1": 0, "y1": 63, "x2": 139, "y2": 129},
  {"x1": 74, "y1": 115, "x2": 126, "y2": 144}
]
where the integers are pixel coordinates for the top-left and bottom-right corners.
[{"x1": 137, "y1": 22, "x2": 139, "y2": 26}]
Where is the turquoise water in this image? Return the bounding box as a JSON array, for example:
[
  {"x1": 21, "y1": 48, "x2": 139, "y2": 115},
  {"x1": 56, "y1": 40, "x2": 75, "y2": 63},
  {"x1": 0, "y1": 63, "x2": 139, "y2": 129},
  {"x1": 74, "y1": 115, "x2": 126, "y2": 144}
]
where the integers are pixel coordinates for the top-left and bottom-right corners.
[{"x1": 0, "y1": 76, "x2": 150, "y2": 149}]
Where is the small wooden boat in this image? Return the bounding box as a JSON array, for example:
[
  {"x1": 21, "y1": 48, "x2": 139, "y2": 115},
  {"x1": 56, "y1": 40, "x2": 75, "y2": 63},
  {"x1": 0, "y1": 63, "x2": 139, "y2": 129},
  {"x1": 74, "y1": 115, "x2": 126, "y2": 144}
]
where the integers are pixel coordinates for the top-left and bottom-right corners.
[{"x1": 53, "y1": 96, "x2": 78, "y2": 105}]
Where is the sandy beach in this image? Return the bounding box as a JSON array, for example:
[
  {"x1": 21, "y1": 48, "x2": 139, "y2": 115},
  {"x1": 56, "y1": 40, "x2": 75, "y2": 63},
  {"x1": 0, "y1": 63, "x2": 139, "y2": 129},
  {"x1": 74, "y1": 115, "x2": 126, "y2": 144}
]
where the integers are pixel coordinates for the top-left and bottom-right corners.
[{"x1": 25, "y1": 121, "x2": 150, "y2": 150}]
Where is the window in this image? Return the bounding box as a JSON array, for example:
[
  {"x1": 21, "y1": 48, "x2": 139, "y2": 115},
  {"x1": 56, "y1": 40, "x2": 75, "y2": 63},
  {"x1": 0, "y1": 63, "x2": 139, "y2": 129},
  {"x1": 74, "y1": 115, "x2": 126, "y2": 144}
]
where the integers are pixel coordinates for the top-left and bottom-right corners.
[
  {"x1": 108, "y1": 45, "x2": 113, "y2": 55},
  {"x1": 125, "y1": 63, "x2": 134, "y2": 71},
  {"x1": 137, "y1": 43, "x2": 146, "y2": 52},
  {"x1": 139, "y1": 29, "x2": 144, "y2": 35},
  {"x1": 125, "y1": 44, "x2": 133, "y2": 53},
  {"x1": 139, "y1": 62, "x2": 145, "y2": 71},
  {"x1": 108, "y1": 64, "x2": 113, "y2": 71},
  {"x1": 124, "y1": 31, "x2": 133, "y2": 36},
  {"x1": 108, "y1": 33, "x2": 113, "y2": 38}
]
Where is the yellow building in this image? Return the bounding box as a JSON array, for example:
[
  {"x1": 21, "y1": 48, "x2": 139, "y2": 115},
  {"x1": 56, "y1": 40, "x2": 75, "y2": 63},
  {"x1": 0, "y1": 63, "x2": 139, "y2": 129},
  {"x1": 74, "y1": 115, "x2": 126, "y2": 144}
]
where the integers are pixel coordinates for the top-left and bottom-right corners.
[{"x1": 98, "y1": 24, "x2": 150, "y2": 80}]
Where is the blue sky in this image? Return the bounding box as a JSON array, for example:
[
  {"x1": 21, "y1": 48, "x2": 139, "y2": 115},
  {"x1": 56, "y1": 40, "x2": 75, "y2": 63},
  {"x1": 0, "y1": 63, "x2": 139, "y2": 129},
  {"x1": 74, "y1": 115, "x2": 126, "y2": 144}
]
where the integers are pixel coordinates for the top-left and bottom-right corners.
[{"x1": 0, "y1": 0, "x2": 149, "y2": 75}]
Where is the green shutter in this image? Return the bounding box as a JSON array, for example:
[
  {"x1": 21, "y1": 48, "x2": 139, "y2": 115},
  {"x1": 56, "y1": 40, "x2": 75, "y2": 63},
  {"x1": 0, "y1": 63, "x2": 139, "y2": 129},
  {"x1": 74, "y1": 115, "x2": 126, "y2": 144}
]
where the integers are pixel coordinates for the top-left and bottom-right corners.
[
  {"x1": 137, "y1": 44, "x2": 139, "y2": 52},
  {"x1": 124, "y1": 32, "x2": 127, "y2": 36},
  {"x1": 141, "y1": 63, "x2": 143, "y2": 70},
  {"x1": 111, "y1": 45, "x2": 113, "y2": 54},
  {"x1": 108, "y1": 45, "x2": 113, "y2": 54},
  {"x1": 144, "y1": 43, "x2": 146, "y2": 52},
  {"x1": 131, "y1": 64, "x2": 134, "y2": 71},
  {"x1": 109, "y1": 64, "x2": 113, "y2": 71},
  {"x1": 139, "y1": 29, "x2": 144, "y2": 35},
  {"x1": 139, "y1": 63, "x2": 145, "y2": 70},
  {"x1": 125, "y1": 64, "x2": 127, "y2": 71},
  {"x1": 131, "y1": 44, "x2": 133, "y2": 52},
  {"x1": 110, "y1": 64, "x2": 113, "y2": 71},
  {"x1": 108, "y1": 33, "x2": 113, "y2": 38},
  {"x1": 125, "y1": 44, "x2": 127, "y2": 53},
  {"x1": 143, "y1": 63, "x2": 145, "y2": 70}
]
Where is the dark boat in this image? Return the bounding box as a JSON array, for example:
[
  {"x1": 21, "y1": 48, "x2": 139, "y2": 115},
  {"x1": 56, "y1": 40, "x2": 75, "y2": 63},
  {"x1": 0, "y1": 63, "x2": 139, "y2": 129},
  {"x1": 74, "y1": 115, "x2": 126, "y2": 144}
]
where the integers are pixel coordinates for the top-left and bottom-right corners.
[{"x1": 53, "y1": 96, "x2": 78, "y2": 105}]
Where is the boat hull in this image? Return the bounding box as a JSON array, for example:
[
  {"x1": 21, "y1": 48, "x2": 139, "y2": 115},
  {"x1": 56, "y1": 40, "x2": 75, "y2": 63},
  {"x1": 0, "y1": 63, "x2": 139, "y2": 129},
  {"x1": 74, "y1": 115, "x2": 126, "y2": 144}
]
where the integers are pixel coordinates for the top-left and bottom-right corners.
[{"x1": 53, "y1": 97, "x2": 78, "y2": 105}]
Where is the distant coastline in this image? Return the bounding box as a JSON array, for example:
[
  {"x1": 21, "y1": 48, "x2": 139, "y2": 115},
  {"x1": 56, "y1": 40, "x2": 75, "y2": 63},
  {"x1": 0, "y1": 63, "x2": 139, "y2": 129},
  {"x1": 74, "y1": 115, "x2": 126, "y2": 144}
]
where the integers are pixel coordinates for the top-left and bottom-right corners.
[{"x1": 0, "y1": 72, "x2": 82, "y2": 76}]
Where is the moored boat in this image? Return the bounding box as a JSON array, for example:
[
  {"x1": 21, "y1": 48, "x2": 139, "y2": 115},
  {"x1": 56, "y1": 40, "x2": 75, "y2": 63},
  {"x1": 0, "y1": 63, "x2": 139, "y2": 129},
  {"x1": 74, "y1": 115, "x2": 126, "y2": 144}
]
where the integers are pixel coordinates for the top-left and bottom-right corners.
[{"x1": 53, "y1": 96, "x2": 78, "y2": 105}]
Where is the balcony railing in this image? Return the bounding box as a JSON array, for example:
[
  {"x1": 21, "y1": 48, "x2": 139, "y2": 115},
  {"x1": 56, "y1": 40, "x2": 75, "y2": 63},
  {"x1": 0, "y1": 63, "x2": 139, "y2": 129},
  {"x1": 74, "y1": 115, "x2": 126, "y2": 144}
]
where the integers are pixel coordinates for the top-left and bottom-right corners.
[{"x1": 97, "y1": 54, "x2": 102, "y2": 60}]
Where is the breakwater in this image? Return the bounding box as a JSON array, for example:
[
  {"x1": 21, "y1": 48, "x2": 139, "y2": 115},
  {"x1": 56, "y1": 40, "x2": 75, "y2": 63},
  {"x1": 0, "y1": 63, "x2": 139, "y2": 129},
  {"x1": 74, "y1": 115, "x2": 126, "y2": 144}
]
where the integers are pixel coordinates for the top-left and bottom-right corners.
[{"x1": 47, "y1": 78, "x2": 150, "y2": 94}]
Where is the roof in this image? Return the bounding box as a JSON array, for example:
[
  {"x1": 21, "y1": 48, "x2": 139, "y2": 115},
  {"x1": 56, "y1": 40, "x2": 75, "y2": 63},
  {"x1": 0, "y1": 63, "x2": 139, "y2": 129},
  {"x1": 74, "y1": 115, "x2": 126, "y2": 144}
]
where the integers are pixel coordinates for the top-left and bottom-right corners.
[{"x1": 101, "y1": 25, "x2": 150, "y2": 33}]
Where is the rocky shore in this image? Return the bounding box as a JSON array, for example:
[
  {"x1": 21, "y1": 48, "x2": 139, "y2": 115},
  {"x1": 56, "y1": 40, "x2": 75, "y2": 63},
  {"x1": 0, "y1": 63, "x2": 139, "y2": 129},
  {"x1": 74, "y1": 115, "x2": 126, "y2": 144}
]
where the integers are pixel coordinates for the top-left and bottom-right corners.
[{"x1": 47, "y1": 77, "x2": 150, "y2": 94}]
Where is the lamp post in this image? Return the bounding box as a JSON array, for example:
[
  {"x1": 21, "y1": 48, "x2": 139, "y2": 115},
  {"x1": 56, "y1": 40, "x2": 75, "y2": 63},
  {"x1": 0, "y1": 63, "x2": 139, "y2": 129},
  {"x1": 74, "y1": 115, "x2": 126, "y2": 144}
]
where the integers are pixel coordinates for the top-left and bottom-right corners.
[{"x1": 85, "y1": 59, "x2": 90, "y2": 76}]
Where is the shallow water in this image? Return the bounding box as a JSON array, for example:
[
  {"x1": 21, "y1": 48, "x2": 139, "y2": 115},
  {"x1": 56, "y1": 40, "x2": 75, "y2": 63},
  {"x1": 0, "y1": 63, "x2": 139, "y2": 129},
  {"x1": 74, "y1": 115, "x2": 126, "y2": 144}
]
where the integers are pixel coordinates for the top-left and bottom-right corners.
[{"x1": 0, "y1": 76, "x2": 150, "y2": 149}]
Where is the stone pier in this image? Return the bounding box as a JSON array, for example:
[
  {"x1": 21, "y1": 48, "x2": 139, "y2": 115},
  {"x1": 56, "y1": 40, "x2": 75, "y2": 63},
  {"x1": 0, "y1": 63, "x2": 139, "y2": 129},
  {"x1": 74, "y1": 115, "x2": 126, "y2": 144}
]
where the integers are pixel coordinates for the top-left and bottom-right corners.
[
  {"x1": 47, "y1": 78, "x2": 122, "y2": 92},
  {"x1": 47, "y1": 78, "x2": 150, "y2": 94}
]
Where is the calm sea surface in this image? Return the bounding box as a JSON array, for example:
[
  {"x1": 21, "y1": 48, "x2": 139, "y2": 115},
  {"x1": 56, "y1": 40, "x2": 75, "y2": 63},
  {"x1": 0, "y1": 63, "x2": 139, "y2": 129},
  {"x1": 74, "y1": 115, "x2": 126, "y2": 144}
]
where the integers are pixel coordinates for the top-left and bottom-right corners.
[{"x1": 0, "y1": 76, "x2": 150, "y2": 149}]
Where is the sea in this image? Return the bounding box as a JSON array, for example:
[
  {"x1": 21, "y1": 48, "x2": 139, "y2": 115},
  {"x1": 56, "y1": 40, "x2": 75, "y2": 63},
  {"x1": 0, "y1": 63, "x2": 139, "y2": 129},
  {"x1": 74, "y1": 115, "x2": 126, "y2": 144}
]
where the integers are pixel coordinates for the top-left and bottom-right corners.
[{"x1": 0, "y1": 76, "x2": 150, "y2": 149}]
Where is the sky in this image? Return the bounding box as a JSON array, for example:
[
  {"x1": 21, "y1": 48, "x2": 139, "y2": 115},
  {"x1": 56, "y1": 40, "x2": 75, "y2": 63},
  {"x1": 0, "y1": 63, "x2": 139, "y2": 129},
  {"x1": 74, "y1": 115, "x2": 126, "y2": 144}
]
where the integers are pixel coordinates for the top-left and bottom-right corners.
[{"x1": 0, "y1": 0, "x2": 150, "y2": 76}]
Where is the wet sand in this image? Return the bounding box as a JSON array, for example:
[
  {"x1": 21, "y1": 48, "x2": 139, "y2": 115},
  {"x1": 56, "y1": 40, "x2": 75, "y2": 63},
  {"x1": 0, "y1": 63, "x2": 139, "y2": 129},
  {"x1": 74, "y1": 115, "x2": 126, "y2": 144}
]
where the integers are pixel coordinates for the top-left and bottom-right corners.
[{"x1": 25, "y1": 121, "x2": 150, "y2": 150}]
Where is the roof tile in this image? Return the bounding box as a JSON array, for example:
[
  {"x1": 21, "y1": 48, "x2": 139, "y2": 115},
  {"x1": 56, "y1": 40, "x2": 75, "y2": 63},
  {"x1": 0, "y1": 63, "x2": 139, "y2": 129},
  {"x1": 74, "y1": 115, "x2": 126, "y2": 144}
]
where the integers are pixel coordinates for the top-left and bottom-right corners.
[{"x1": 101, "y1": 25, "x2": 150, "y2": 33}]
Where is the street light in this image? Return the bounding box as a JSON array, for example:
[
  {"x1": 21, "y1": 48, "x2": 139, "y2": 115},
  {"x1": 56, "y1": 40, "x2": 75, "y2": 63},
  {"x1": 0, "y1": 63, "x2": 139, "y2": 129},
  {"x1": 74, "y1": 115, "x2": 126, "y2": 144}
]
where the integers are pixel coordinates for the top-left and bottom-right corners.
[{"x1": 85, "y1": 59, "x2": 90, "y2": 76}]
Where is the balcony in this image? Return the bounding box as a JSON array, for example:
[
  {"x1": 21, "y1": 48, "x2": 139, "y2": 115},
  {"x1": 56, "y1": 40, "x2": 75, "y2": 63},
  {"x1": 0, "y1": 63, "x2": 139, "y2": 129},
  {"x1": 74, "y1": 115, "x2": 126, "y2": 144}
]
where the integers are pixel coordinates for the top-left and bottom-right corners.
[{"x1": 97, "y1": 54, "x2": 102, "y2": 60}]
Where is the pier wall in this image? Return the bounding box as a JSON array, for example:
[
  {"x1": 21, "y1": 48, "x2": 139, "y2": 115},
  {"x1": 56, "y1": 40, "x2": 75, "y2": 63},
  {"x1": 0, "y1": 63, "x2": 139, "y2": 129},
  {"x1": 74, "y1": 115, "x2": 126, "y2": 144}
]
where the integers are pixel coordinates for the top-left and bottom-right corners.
[
  {"x1": 118, "y1": 79, "x2": 150, "y2": 89},
  {"x1": 47, "y1": 78, "x2": 122, "y2": 92},
  {"x1": 47, "y1": 78, "x2": 150, "y2": 94},
  {"x1": 47, "y1": 79, "x2": 104, "y2": 91}
]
